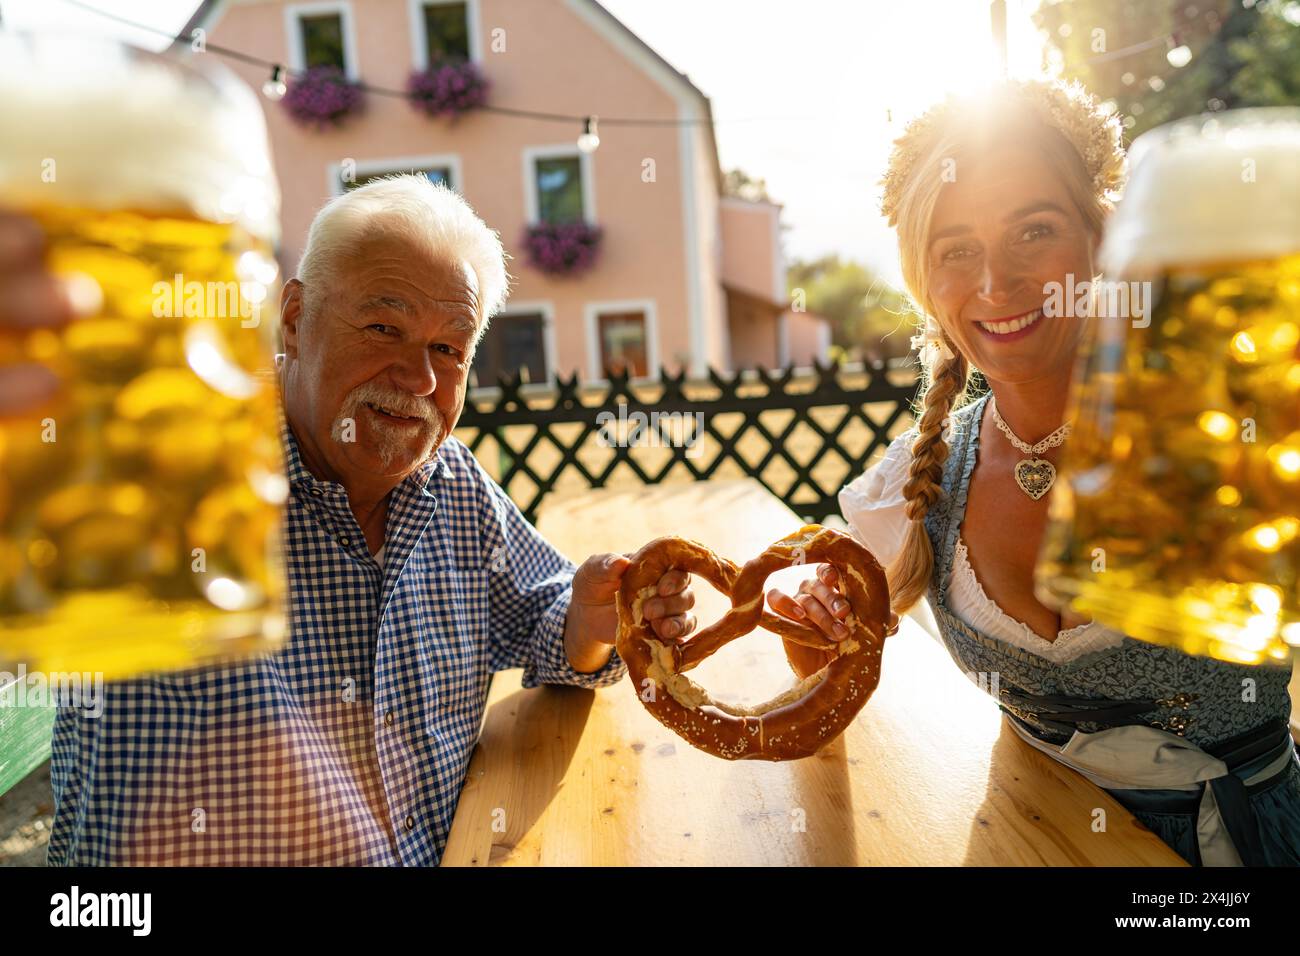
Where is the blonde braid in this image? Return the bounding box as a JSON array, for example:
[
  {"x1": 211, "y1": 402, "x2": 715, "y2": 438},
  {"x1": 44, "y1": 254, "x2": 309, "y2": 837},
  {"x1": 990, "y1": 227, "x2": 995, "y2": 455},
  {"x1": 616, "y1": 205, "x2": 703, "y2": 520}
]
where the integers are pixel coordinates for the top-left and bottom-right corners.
[{"x1": 886, "y1": 346, "x2": 971, "y2": 615}]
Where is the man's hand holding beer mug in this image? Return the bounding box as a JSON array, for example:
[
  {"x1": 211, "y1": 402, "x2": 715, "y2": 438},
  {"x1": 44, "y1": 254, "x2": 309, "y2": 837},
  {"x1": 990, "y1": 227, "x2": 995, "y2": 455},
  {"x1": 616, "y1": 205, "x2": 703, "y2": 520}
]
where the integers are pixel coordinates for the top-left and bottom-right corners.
[{"x1": 0, "y1": 213, "x2": 80, "y2": 412}]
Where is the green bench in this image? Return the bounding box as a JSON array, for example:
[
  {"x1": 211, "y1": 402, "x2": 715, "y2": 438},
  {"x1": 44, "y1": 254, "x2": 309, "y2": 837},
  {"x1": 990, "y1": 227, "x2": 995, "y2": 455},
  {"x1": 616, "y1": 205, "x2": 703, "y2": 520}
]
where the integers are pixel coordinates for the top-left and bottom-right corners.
[{"x1": 0, "y1": 677, "x2": 55, "y2": 798}]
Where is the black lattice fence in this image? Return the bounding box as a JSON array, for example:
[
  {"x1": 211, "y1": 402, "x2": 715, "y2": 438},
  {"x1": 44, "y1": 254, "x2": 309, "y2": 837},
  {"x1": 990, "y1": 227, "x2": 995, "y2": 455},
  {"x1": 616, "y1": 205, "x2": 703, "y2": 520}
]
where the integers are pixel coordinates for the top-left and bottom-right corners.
[{"x1": 453, "y1": 359, "x2": 930, "y2": 524}]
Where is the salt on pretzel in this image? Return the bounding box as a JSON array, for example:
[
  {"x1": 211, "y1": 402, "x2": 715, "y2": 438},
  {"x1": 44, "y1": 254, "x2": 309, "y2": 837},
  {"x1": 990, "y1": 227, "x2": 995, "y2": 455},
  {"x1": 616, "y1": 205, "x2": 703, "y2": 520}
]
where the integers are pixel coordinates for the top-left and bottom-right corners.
[{"x1": 615, "y1": 525, "x2": 892, "y2": 761}]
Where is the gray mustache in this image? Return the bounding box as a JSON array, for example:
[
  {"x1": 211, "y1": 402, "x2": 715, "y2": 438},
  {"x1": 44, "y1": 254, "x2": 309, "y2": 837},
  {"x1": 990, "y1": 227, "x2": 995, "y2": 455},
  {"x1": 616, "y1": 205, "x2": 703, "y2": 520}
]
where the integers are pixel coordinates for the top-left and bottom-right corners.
[{"x1": 348, "y1": 383, "x2": 438, "y2": 423}]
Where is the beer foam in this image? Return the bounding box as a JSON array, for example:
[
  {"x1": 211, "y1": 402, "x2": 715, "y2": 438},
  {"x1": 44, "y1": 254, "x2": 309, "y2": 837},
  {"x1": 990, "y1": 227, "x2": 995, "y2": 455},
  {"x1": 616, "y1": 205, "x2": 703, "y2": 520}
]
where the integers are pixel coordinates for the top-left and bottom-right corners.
[
  {"x1": 1101, "y1": 109, "x2": 1300, "y2": 276},
  {"x1": 0, "y1": 32, "x2": 279, "y2": 241}
]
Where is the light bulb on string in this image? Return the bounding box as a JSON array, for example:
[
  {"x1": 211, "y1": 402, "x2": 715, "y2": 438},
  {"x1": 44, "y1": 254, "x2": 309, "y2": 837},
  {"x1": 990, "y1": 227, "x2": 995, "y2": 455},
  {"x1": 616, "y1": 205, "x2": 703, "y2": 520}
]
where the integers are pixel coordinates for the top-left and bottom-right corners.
[
  {"x1": 263, "y1": 64, "x2": 287, "y2": 101},
  {"x1": 1166, "y1": 36, "x2": 1192, "y2": 68},
  {"x1": 577, "y1": 116, "x2": 600, "y2": 154}
]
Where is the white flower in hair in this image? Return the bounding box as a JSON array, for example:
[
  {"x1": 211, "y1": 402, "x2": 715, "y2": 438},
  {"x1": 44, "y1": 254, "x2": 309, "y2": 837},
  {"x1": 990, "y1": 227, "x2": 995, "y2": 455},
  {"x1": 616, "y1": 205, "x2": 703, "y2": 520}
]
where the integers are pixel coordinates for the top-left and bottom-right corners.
[{"x1": 909, "y1": 318, "x2": 955, "y2": 366}]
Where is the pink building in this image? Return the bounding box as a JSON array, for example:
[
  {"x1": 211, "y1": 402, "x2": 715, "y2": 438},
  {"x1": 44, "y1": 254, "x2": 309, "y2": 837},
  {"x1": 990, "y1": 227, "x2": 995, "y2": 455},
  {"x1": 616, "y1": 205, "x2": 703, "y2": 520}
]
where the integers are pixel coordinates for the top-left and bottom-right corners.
[
  {"x1": 177, "y1": 0, "x2": 829, "y2": 382},
  {"x1": 720, "y1": 197, "x2": 832, "y2": 371}
]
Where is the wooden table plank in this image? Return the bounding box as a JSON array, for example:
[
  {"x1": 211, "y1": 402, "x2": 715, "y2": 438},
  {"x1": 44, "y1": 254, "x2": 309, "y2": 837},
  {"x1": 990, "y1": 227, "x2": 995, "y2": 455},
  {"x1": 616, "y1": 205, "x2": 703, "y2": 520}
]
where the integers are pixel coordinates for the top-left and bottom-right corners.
[{"x1": 442, "y1": 479, "x2": 1185, "y2": 866}]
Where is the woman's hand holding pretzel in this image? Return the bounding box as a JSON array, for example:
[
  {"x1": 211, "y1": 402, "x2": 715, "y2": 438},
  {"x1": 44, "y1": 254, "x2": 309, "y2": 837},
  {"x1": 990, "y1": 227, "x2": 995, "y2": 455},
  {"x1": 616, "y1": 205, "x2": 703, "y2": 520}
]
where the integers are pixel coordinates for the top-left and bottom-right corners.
[{"x1": 768, "y1": 565, "x2": 899, "y2": 679}]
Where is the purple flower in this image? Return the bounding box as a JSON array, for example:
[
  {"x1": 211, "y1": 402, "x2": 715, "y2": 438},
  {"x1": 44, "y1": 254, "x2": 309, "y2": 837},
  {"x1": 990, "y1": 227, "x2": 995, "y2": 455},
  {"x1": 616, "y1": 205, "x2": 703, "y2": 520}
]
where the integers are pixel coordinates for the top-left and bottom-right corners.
[
  {"x1": 522, "y1": 221, "x2": 603, "y2": 276},
  {"x1": 282, "y1": 66, "x2": 365, "y2": 129},
  {"x1": 407, "y1": 59, "x2": 489, "y2": 118}
]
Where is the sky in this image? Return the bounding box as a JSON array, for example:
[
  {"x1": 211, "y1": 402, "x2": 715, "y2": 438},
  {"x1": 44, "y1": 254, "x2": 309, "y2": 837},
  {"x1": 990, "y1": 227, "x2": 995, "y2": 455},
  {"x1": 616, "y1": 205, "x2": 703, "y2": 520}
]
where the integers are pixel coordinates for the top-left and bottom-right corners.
[
  {"x1": 601, "y1": 0, "x2": 1053, "y2": 284},
  {"x1": 3, "y1": 0, "x2": 1052, "y2": 285}
]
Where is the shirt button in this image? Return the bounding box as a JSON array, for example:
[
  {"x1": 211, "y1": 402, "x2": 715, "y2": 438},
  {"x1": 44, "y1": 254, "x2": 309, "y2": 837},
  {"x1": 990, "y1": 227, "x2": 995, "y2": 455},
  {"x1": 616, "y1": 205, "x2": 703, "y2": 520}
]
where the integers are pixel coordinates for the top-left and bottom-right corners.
[
  {"x1": 405, "y1": 815, "x2": 415, "y2": 831},
  {"x1": 385, "y1": 711, "x2": 394, "y2": 727},
  {"x1": 340, "y1": 536, "x2": 351, "y2": 548},
  {"x1": 310, "y1": 487, "x2": 323, "y2": 497}
]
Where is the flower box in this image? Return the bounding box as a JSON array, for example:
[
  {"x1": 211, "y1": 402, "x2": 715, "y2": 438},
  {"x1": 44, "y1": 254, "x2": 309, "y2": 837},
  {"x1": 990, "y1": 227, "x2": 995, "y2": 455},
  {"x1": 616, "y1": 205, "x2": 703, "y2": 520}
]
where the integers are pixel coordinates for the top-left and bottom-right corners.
[
  {"x1": 407, "y1": 59, "x2": 489, "y2": 119},
  {"x1": 522, "y1": 221, "x2": 603, "y2": 276},
  {"x1": 283, "y1": 66, "x2": 365, "y2": 129}
]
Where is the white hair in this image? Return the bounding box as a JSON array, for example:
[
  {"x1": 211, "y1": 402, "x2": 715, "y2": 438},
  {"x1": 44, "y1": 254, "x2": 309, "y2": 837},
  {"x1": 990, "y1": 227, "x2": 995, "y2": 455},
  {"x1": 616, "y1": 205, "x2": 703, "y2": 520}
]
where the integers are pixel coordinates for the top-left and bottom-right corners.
[{"x1": 297, "y1": 174, "x2": 509, "y2": 342}]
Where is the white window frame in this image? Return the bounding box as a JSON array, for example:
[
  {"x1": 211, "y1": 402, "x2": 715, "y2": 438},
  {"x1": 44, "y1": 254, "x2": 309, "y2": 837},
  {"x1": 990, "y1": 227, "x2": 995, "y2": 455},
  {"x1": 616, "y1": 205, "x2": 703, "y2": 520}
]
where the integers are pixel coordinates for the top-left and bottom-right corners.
[
  {"x1": 471, "y1": 301, "x2": 557, "y2": 393},
  {"x1": 325, "y1": 153, "x2": 463, "y2": 197},
  {"x1": 285, "y1": 1, "x2": 360, "y2": 81},
  {"x1": 408, "y1": 0, "x2": 482, "y2": 69},
  {"x1": 523, "y1": 145, "x2": 596, "y2": 226},
  {"x1": 584, "y1": 299, "x2": 659, "y2": 384}
]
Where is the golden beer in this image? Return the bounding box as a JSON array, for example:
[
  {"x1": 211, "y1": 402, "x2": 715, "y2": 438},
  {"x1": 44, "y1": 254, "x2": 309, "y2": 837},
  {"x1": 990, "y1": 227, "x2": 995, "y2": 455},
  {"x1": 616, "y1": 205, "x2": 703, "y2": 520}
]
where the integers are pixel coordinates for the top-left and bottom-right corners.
[
  {"x1": 1036, "y1": 109, "x2": 1300, "y2": 665},
  {"x1": 0, "y1": 36, "x2": 286, "y2": 679}
]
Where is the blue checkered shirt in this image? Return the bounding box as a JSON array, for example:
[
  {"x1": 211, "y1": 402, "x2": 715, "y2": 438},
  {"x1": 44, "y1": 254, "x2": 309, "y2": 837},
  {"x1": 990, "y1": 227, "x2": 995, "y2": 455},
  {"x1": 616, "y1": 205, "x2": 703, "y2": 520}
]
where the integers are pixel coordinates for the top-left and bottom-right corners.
[{"x1": 47, "y1": 416, "x2": 626, "y2": 865}]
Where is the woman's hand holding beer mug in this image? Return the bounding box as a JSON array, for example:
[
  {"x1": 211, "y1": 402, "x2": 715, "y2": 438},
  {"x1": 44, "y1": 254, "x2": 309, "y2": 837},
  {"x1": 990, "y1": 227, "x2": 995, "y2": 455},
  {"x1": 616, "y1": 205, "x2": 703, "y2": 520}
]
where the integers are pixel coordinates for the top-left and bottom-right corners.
[
  {"x1": 0, "y1": 213, "x2": 85, "y2": 413},
  {"x1": 768, "y1": 567, "x2": 898, "y2": 679}
]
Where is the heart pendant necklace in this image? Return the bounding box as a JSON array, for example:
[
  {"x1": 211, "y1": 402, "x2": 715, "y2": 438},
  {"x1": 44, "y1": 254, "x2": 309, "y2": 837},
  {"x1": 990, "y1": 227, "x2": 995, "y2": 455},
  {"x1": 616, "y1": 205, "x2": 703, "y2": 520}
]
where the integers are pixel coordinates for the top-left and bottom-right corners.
[{"x1": 989, "y1": 396, "x2": 1072, "y2": 500}]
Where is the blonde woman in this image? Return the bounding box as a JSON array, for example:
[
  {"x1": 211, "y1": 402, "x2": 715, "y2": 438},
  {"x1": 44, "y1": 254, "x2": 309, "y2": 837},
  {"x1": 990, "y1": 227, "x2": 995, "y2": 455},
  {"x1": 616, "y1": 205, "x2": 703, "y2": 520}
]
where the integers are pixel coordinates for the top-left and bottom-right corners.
[{"x1": 768, "y1": 79, "x2": 1300, "y2": 867}]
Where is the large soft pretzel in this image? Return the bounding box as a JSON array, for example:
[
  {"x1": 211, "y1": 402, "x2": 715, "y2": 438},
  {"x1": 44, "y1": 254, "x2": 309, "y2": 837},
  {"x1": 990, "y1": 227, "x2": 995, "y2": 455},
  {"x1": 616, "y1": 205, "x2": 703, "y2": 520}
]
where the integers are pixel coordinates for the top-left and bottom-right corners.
[{"x1": 615, "y1": 525, "x2": 892, "y2": 761}]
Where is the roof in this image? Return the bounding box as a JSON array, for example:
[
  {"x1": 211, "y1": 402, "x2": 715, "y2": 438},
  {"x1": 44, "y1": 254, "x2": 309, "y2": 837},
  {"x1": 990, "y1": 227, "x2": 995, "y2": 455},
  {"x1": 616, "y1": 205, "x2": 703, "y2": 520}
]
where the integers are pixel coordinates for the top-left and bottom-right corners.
[
  {"x1": 722, "y1": 282, "x2": 789, "y2": 314},
  {"x1": 720, "y1": 195, "x2": 784, "y2": 211},
  {"x1": 583, "y1": 0, "x2": 723, "y2": 188},
  {"x1": 171, "y1": 0, "x2": 221, "y2": 47},
  {"x1": 169, "y1": 0, "x2": 723, "y2": 188}
]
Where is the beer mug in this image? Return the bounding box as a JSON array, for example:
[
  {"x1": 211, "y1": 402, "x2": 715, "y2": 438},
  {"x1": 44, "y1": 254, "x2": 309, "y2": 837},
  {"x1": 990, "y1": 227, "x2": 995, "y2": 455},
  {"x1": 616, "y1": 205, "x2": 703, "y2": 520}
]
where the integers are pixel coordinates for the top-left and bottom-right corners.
[
  {"x1": 1036, "y1": 109, "x2": 1300, "y2": 665},
  {"x1": 0, "y1": 35, "x2": 287, "y2": 679}
]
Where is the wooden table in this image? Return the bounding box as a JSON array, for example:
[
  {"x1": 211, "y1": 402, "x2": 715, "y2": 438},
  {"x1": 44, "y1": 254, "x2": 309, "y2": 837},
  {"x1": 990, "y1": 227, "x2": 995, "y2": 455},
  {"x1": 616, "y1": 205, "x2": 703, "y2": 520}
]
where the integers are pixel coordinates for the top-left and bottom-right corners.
[{"x1": 441, "y1": 479, "x2": 1186, "y2": 866}]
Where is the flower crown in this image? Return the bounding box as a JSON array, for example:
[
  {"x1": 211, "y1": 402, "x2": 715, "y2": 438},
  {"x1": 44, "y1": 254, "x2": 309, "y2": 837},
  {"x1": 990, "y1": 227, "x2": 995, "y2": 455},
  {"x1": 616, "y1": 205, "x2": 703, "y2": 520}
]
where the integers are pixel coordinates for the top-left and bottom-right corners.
[{"x1": 880, "y1": 78, "x2": 1126, "y2": 225}]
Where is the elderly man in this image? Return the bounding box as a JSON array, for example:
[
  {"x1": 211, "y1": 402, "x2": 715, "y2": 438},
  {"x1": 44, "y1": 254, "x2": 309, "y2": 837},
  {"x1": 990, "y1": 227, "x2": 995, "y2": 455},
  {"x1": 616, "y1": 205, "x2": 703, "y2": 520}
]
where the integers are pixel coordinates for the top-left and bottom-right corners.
[{"x1": 0, "y1": 177, "x2": 696, "y2": 865}]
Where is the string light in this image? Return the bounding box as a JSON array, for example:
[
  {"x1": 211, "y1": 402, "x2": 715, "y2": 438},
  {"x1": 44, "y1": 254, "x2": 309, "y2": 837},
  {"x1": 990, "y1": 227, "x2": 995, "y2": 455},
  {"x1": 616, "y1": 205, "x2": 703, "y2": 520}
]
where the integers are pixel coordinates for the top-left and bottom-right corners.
[
  {"x1": 47, "y1": 0, "x2": 1224, "y2": 138},
  {"x1": 47, "y1": 0, "x2": 741, "y2": 131},
  {"x1": 1166, "y1": 35, "x2": 1193, "y2": 68},
  {"x1": 262, "y1": 64, "x2": 286, "y2": 101},
  {"x1": 576, "y1": 116, "x2": 600, "y2": 154}
]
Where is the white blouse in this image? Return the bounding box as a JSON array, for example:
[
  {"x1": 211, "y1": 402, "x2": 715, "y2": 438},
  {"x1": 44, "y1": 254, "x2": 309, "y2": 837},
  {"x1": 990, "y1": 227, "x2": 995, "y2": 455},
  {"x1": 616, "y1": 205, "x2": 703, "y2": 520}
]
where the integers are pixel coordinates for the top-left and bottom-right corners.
[{"x1": 838, "y1": 431, "x2": 1127, "y2": 664}]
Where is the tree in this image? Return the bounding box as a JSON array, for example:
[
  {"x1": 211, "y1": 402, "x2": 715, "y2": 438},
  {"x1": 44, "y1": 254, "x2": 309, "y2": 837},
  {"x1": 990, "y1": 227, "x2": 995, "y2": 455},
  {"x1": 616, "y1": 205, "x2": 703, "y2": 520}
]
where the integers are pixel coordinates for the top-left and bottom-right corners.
[
  {"x1": 723, "y1": 168, "x2": 772, "y2": 202},
  {"x1": 1034, "y1": 0, "x2": 1300, "y2": 140},
  {"x1": 786, "y1": 256, "x2": 914, "y2": 362}
]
